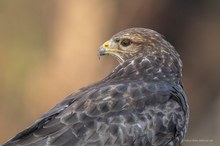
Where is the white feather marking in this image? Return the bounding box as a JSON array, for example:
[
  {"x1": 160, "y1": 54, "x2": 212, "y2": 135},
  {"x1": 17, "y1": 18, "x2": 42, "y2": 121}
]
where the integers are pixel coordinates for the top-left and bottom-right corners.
[
  {"x1": 103, "y1": 96, "x2": 112, "y2": 101},
  {"x1": 157, "y1": 68, "x2": 162, "y2": 73}
]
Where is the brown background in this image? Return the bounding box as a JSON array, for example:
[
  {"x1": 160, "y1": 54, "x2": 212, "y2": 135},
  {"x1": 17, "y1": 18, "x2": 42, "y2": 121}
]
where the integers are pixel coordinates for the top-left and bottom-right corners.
[{"x1": 0, "y1": 0, "x2": 220, "y2": 145}]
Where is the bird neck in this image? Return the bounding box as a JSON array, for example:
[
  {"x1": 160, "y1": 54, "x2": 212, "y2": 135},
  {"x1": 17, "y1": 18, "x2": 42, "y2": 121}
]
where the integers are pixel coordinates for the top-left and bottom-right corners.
[{"x1": 104, "y1": 55, "x2": 182, "y2": 83}]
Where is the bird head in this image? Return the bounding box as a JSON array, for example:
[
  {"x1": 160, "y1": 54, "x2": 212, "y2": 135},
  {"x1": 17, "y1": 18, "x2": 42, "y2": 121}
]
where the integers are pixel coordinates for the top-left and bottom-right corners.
[
  {"x1": 98, "y1": 28, "x2": 174, "y2": 64},
  {"x1": 98, "y1": 28, "x2": 145, "y2": 63}
]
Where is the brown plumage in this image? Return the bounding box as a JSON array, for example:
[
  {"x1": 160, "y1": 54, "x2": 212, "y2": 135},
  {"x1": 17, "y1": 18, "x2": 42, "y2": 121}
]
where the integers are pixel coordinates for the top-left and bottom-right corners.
[{"x1": 3, "y1": 28, "x2": 189, "y2": 146}]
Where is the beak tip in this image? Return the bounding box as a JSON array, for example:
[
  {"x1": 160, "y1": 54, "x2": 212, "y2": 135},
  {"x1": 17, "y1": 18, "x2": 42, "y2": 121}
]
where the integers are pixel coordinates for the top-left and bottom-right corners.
[{"x1": 98, "y1": 47, "x2": 107, "y2": 56}]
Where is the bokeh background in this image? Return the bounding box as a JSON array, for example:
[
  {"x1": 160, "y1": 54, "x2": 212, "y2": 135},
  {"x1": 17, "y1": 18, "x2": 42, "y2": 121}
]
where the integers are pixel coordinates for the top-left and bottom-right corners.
[{"x1": 0, "y1": 0, "x2": 220, "y2": 145}]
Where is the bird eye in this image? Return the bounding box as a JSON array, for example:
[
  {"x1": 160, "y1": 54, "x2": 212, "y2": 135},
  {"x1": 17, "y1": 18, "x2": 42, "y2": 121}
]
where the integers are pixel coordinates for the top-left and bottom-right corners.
[{"x1": 120, "y1": 39, "x2": 132, "y2": 47}]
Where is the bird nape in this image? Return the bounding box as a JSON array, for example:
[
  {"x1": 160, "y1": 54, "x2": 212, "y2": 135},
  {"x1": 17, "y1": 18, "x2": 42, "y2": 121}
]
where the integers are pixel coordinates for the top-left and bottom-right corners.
[{"x1": 3, "y1": 28, "x2": 189, "y2": 146}]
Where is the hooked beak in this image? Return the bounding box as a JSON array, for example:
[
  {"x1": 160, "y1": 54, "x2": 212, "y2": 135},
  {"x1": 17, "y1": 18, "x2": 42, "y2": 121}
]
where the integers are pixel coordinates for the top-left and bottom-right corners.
[{"x1": 98, "y1": 41, "x2": 109, "y2": 56}]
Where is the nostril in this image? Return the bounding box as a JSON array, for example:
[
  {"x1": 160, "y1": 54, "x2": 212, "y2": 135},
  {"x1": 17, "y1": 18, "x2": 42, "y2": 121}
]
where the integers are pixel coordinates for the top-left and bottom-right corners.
[{"x1": 103, "y1": 41, "x2": 109, "y2": 48}]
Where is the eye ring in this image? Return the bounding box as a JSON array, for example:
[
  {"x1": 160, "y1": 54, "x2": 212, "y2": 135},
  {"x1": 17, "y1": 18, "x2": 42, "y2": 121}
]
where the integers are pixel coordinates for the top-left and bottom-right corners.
[{"x1": 120, "y1": 39, "x2": 132, "y2": 47}]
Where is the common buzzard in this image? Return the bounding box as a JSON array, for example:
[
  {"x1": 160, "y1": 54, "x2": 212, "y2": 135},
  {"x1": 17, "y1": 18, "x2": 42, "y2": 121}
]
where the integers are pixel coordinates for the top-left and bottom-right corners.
[{"x1": 3, "y1": 28, "x2": 189, "y2": 146}]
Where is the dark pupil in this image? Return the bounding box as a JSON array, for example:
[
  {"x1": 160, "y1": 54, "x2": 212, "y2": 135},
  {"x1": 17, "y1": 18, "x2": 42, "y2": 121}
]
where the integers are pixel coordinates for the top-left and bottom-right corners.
[{"x1": 121, "y1": 39, "x2": 131, "y2": 47}]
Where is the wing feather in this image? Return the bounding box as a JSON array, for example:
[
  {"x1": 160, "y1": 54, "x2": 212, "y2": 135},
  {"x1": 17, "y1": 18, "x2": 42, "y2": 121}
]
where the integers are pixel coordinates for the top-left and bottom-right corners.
[{"x1": 3, "y1": 81, "x2": 187, "y2": 146}]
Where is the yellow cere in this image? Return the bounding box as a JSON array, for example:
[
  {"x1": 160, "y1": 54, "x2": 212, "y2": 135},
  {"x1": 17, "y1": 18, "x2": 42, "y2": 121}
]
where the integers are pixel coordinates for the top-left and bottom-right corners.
[
  {"x1": 103, "y1": 40, "x2": 126, "y2": 53},
  {"x1": 103, "y1": 41, "x2": 109, "y2": 48}
]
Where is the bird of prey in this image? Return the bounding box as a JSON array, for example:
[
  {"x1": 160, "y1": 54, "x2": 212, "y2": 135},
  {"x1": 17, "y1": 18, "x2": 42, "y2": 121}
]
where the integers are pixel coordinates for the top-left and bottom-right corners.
[{"x1": 3, "y1": 28, "x2": 189, "y2": 146}]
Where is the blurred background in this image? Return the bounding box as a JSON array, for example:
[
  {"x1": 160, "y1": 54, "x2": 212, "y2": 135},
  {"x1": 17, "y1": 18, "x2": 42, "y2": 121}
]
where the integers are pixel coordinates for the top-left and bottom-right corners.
[{"x1": 0, "y1": 0, "x2": 220, "y2": 145}]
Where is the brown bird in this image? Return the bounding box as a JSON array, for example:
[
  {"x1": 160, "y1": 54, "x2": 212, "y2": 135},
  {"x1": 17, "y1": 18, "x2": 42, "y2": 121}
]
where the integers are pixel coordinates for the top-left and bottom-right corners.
[{"x1": 3, "y1": 28, "x2": 189, "y2": 146}]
